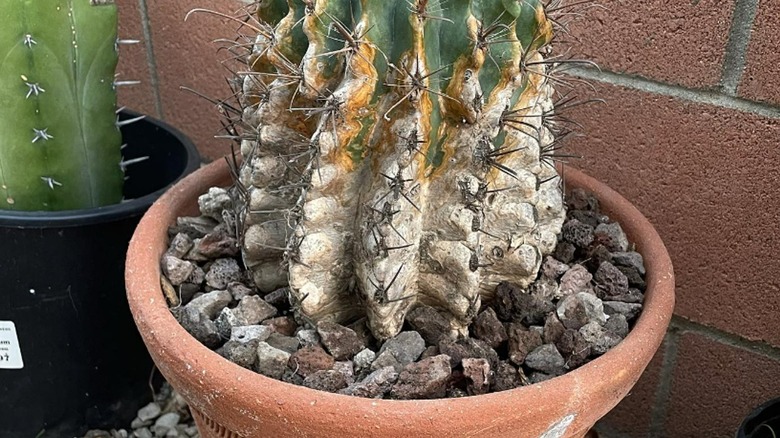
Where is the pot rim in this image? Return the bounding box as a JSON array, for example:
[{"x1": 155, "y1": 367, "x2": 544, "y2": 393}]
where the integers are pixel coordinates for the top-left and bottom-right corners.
[{"x1": 126, "y1": 159, "x2": 675, "y2": 435}]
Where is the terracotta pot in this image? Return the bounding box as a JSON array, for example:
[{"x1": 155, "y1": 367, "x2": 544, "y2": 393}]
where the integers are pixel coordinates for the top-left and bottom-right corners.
[{"x1": 126, "y1": 160, "x2": 675, "y2": 438}]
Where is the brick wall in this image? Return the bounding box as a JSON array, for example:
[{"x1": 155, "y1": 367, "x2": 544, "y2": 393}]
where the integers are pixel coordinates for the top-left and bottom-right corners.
[
  {"x1": 116, "y1": 1, "x2": 780, "y2": 436},
  {"x1": 561, "y1": 1, "x2": 780, "y2": 436}
]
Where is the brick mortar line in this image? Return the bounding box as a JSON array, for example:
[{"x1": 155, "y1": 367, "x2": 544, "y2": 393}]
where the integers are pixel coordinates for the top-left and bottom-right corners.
[
  {"x1": 720, "y1": 0, "x2": 760, "y2": 95},
  {"x1": 670, "y1": 315, "x2": 780, "y2": 361},
  {"x1": 566, "y1": 67, "x2": 780, "y2": 119},
  {"x1": 648, "y1": 330, "x2": 679, "y2": 437},
  {"x1": 137, "y1": 0, "x2": 164, "y2": 120}
]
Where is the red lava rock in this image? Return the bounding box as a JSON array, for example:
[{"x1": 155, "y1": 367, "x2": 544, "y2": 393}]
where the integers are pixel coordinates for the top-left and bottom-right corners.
[
  {"x1": 302, "y1": 370, "x2": 347, "y2": 393},
  {"x1": 196, "y1": 230, "x2": 239, "y2": 258},
  {"x1": 389, "y1": 355, "x2": 452, "y2": 400},
  {"x1": 462, "y1": 358, "x2": 491, "y2": 395},
  {"x1": 507, "y1": 323, "x2": 543, "y2": 366},
  {"x1": 568, "y1": 210, "x2": 607, "y2": 228},
  {"x1": 559, "y1": 264, "x2": 593, "y2": 297},
  {"x1": 554, "y1": 241, "x2": 576, "y2": 263},
  {"x1": 584, "y1": 244, "x2": 613, "y2": 271},
  {"x1": 406, "y1": 305, "x2": 453, "y2": 345},
  {"x1": 332, "y1": 361, "x2": 355, "y2": 385},
  {"x1": 340, "y1": 366, "x2": 398, "y2": 398},
  {"x1": 471, "y1": 308, "x2": 508, "y2": 349},
  {"x1": 556, "y1": 329, "x2": 592, "y2": 369},
  {"x1": 556, "y1": 292, "x2": 607, "y2": 330},
  {"x1": 568, "y1": 188, "x2": 599, "y2": 211},
  {"x1": 543, "y1": 312, "x2": 566, "y2": 344},
  {"x1": 491, "y1": 361, "x2": 523, "y2": 392},
  {"x1": 542, "y1": 256, "x2": 570, "y2": 280},
  {"x1": 262, "y1": 316, "x2": 298, "y2": 336},
  {"x1": 494, "y1": 282, "x2": 517, "y2": 321},
  {"x1": 438, "y1": 338, "x2": 499, "y2": 370},
  {"x1": 594, "y1": 261, "x2": 630, "y2": 297},
  {"x1": 494, "y1": 282, "x2": 553, "y2": 325},
  {"x1": 234, "y1": 295, "x2": 277, "y2": 325},
  {"x1": 594, "y1": 223, "x2": 629, "y2": 252},
  {"x1": 561, "y1": 218, "x2": 595, "y2": 249},
  {"x1": 317, "y1": 321, "x2": 365, "y2": 361}
]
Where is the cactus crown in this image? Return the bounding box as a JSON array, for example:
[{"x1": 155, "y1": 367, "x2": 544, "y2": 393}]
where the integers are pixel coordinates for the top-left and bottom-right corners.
[
  {"x1": 0, "y1": 0, "x2": 123, "y2": 211},
  {"x1": 218, "y1": 0, "x2": 570, "y2": 340}
]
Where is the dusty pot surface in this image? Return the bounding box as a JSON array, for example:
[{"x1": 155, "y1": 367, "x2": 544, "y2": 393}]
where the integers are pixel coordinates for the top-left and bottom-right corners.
[{"x1": 126, "y1": 160, "x2": 675, "y2": 438}]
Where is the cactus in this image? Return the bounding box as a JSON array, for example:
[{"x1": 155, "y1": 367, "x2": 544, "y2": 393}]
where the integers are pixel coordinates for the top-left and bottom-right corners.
[
  {"x1": 227, "y1": 0, "x2": 568, "y2": 340},
  {"x1": 0, "y1": 0, "x2": 124, "y2": 211}
]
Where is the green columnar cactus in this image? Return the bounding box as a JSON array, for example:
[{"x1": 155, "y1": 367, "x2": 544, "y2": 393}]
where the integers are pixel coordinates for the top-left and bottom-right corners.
[
  {"x1": 235, "y1": 0, "x2": 565, "y2": 340},
  {"x1": 0, "y1": 0, "x2": 123, "y2": 211}
]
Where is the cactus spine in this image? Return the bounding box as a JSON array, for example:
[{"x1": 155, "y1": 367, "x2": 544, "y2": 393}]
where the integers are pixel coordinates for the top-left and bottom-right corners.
[
  {"x1": 231, "y1": 0, "x2": 566, "y2": 340},
  {"x1": 0, "y1": 0, "x2": 123, "y2": 211}
]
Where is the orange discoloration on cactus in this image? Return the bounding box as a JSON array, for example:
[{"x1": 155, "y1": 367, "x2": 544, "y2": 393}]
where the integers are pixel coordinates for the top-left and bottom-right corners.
[
  {"x1": 331, "y1": 43, "x2": 378, "y2": 173},
  {"x1": 443, "y1": 15, "x2": 484, "y2": 123}
]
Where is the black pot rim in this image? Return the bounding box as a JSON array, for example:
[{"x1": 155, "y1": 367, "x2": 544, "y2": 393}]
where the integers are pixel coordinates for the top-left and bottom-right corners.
[
  {"x1": 738, "y1": 396, "x2": 780, "y2": 437},
  {"x1": 0, "y1": 109, "x2": 201, "y2": 228}
]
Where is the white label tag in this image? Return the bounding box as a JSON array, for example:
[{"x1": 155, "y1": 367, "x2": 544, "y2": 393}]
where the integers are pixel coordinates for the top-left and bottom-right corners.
[{"x1": 0, "y1": 321, "x2": 24, "y2": 369}]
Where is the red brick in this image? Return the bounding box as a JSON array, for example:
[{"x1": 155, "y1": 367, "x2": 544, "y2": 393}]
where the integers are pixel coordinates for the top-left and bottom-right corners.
[
  {"x1": 664, "y1": 332, "x2": 780, "y2": 436},
  {"x1": 564, "y1": 0, "x2": 734, "y2": 89},
  {"x1": 146, "y1": 0, "x2": 236, "y2": 160},
  {"x1": 596, "y1": 340, "x2": 665, "y2": 436},
  {"x1": 116, "y1": 0, "x2": 157, "y2": 117},
  {"x1": 562, "y1": 82, "x2": 780, "y2": 347},
  {"x1": 738, "y1": 0, "x2": 780, "y2": 105}
]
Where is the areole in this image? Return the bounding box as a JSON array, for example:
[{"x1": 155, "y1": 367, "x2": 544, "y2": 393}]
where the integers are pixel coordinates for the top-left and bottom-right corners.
[{"x1": 125, "y1": 159, "x2": 675, "y2": 438}]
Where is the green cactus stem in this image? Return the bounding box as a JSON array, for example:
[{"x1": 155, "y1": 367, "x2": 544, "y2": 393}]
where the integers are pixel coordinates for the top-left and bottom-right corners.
[
  {"x1": 226, "y1": 0, "x2": 567, "y2": 340},
  {"x1": 0, "y1": 0, "x2": 123, "y2": 211}
]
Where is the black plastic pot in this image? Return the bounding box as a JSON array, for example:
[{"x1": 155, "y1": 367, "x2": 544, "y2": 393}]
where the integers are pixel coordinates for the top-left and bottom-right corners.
[
  {"x1": 0, "y1": 110, "x2": 201, "y2": 438},
  {"x1": 738, "y1": 397, "x2": 780, "y2": 438}
]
